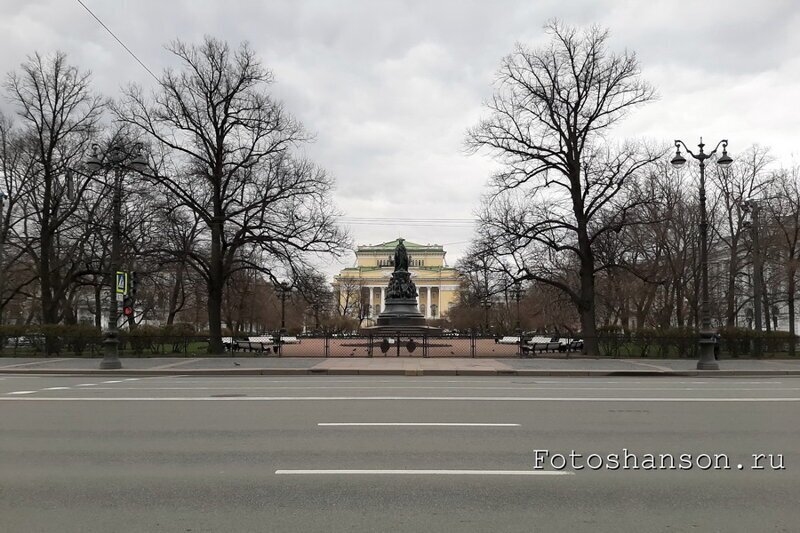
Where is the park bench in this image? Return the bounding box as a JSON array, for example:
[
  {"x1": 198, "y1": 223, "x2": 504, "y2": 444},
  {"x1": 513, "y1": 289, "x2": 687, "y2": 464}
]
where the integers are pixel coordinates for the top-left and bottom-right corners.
[
  {"x1": 498, "y1": 336, "x2": 521, "y2": 345},
  {"x1": 240, "y1": 336, "x2": 276, "y2": 352},
  {"x1": 223, "y1": 336, "x2": 277, "y2": 353},
  {"x1": 522, "y1": 336, "x2": 561, "y2": 354}
]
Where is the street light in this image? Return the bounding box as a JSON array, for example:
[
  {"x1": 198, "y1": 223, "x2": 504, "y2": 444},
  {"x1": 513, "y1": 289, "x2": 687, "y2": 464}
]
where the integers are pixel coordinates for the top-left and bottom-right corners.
[
  {"x1": 671, "y1": 137, "x2": 733, "y2": 370},
  {"x1": 481, "y1": 298, "x2": 492, "y2": 334},
  {"x1": 274, "y1": 281, "x2": 292, "y2": 357},
  {"x1": 741, "y1": 199, "x2": 765, "y2": 357},
  {"x1": 0, "y1": 190, "x2": 6, "y2": 314},
  {"x1": 512, "y1": 282, "x2": 523, "y2": 331},
  {"x1": 86, "y1": 141, "x2": 147, "y2": 369}
]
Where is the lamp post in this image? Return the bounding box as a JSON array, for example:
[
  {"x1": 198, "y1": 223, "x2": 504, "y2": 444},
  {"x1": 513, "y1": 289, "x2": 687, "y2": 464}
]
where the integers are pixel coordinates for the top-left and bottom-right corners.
[
  {"x1": 671, "y1": 138, "x2": 733, "y2": 370},
  {"x1": 274, "y1": 281, "x2": 292, "y2": 357},
  {"x1": 512, "y1": 282, "x2": 523, "y2": 331},
  {"x1": 741, "y1": 199, "x2": 764, "y2": 357},
  {"x1": 86, "y1": 141, "x2": 147, "y2": 369},
  {"x1": 0, "y1": 190, "x2": 6, "y2": 324},
  {"x1": 481, "y1": 298, "x2": 492, "y2": 334}
]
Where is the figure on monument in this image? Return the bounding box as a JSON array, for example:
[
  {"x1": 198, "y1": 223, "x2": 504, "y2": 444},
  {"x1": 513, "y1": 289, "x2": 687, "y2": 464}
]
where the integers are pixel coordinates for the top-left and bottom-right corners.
[{"x1": 394, "y1": 238, "x2": 410, "y2": 272}]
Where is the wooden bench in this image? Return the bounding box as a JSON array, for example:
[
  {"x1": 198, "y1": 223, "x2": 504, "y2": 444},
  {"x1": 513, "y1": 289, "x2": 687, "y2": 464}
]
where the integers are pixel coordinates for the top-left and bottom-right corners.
[{"x1": 225, "y1": 336, "x2": 277, "y2": 353}]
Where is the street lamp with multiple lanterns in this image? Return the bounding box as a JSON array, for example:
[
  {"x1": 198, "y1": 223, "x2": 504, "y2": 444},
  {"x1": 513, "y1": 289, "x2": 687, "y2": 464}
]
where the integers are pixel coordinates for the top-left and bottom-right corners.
[
  {"x1": 86, "y1": 141, "x2": 147, "y2": 369},
  {"x1": 481, "y1": 298, "x2": 492, "y2": 334},
  {"x1": 670, "y1": 138, "x2": 733, "y2": 370}
]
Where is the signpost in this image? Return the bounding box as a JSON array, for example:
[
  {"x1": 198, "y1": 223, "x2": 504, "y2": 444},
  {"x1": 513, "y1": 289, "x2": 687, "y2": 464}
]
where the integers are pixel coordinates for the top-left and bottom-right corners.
[{"x1": 116, "y1": 271, "x2": 128, "y2": 295}]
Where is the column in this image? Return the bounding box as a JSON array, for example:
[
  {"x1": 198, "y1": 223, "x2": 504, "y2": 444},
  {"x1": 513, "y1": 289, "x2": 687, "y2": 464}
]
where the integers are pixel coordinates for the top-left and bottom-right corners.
[
  {"x1": 426, "y1": 286, "x2": 431, "y2": 318},
  {"x1": 380, "y1": 287, "x2": 385, "y2": 313},
  {"x1": 368, "y1": 286, "x2": 373, "y2": 318}
]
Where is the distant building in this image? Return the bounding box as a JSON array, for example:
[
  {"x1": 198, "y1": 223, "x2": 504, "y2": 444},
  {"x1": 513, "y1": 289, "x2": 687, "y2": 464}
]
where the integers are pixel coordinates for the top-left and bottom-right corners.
[{"x1": 333, "y1": 239, "x2": 462, "y2": 324}]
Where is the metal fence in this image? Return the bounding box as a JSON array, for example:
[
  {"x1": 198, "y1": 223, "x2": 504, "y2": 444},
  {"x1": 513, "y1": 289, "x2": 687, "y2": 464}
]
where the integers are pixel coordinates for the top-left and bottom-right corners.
[{"x1": 0, "y1": 332, "x2": 796, "y2": 358}]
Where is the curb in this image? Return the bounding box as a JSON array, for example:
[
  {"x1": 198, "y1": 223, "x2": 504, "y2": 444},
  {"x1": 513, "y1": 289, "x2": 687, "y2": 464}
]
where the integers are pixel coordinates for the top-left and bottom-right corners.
[{"x1": 1, "y1": 368, "x2": 798, "y2": 377}]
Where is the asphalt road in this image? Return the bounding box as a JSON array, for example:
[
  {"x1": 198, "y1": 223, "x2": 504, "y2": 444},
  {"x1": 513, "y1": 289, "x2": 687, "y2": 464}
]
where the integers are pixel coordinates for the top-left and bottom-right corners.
[{"x1": 1, "y1": 375, "x2": 798, "y2": 532}]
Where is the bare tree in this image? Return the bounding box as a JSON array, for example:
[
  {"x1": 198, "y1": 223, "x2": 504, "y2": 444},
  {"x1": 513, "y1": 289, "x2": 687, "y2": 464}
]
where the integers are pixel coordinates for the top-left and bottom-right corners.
[
  {"x1": 766, "y1": 167, "x2": 800, "y2": 354},
  {"x1": 4, "y1": 52, "x2": 104, "y2": 325},
  {"x1": 0, "y1": 114, "x2": 40, "y2": 324},
  {"x1": 115, "y1": 37, "x2": 348, "y2": 352},
  {"x1": 709, "y1": 145, "x2": 773, "y2": 326},
  {"x1": 466, "y1": 22, "x2": 658, "y2": 354}
]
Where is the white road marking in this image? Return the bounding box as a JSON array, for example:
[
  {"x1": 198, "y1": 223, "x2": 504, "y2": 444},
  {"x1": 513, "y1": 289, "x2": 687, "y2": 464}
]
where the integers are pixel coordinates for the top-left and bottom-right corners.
[
  {"x1": 74, "y1": 383, "x2": 96, "y2": 387},
  {"x1": 1, "y1": 396, "x2": 798, "y2": 402},
  {"x1": 318, "y1": 423, "x2": 521, "y2": 427},
  {"x1": 74, "y1": 386, "x2": 800, "y2": 391},
  {"x1": 0, "y1": 358, "x2": 71, "y2": 368},
  {"x1": 42, "y1": 386, "x2": 70, "y2": 391},
  {"x1": 275, "y1": 469, "x2": 573, "y2": 476},
  {"x1": 6, "y1": 390, "x2": 36, "y2": 395},
  {"x1": 102, "y1": 380, "x2": 123, "y2": 384}
]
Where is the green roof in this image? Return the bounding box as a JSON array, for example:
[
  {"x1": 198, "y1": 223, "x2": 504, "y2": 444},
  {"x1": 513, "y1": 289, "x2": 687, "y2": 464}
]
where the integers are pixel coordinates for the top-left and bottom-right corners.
[{"x1": 357, "y1": 238, "x2": 444, "y2": 253}]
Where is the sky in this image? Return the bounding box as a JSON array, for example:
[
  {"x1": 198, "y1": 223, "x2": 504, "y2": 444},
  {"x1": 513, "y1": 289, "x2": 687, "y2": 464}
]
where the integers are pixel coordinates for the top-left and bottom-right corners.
[{"x1": 2, "y1": 0, "x2": 800, "y2": 276}]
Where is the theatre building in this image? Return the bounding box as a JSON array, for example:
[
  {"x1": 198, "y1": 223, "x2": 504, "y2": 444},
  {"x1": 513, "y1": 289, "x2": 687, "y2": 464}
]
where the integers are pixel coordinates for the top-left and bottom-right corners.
[{"x1": 333, "y1": 239, "x2": 462, "y2": 324}]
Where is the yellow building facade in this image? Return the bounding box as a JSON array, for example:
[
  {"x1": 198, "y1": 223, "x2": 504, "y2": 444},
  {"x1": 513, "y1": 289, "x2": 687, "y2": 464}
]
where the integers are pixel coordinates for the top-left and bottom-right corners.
[{"x1": 333, "y1": 239, "x2": 462, "y2": 324}]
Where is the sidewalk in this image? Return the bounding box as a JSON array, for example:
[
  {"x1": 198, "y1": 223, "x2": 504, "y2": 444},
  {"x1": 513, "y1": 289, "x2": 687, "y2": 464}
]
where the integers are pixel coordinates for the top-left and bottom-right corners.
[{"x1": 1, "y1": 356, "x2": 799, "y2": 377}]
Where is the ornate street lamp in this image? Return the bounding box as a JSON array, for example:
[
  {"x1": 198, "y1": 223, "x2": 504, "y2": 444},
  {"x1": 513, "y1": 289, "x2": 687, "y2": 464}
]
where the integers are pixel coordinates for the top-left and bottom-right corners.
[
  {"x1": 512, "y1": 282, "x2": 523, "y2": 331},
  {"x1": 0, "y1": 190, "x2": 6, "y2": 309},
  {"x1": 670, "y1": 138, "x2": 733, "y2": 370},
  {"x1": 274, "y1": 281, "x2": 293, "y2": 356},
  {"x1": 481, "y1": 298, "x2": 492, "y2": 334},
  {"x1": 86, "y1": 141, "x2": 147, "y2": 369}
]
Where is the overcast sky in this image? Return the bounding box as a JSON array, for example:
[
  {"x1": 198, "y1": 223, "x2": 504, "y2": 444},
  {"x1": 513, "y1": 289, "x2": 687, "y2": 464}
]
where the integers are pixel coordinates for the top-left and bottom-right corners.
[{"x1": 2, "y1": 0, "x2": 799, "y2": 275}]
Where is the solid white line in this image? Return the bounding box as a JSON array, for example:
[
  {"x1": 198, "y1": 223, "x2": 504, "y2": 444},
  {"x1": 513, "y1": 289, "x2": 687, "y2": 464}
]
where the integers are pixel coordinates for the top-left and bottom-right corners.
[
  {"x1": 0, "y1": 358, "x2": 71, "y2": 369},
  {"x1": 275, "y1": 469, "x2": 573, "y2": 476},
  {"x1": 318, "y1": 423, "x2": 521, "y2": 427},
  {"x1": 72, "y1": 386, "x2": 800, "y2": 392},
  {"x1": 6, "y1": 391, "x2": 36, "y2": 395},
  {"x1": 1, "y1": 396, "x2": 798, "y2": 402}
]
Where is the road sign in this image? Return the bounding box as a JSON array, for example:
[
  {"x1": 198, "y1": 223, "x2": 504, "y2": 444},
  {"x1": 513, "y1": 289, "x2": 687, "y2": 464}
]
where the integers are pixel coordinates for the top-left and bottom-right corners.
[
  {"x1": 115, "y1": 271, "x2": 128, "y2": 295},
  {"x1": 116, "y1": 293, "x2": 124, "y2": 302}
]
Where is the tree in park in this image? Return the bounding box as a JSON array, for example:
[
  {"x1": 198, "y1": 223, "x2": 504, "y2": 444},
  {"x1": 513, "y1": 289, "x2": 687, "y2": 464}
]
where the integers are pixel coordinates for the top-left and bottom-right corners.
[
  {"x1": 466, "y1": 21, "x2": 660, "y2": 355},
  {"x1": 116, "y1": 37, "x2": 348, "y2": 353},
  {"x1": 4, "y1": 52, "x2": 104, "y2": 326}
]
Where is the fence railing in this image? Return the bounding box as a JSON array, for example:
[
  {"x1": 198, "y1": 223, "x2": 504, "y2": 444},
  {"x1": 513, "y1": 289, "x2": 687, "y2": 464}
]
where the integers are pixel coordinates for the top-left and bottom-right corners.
[{"x1": 0, "y1": 332, "x2": 796, "y2": 358}]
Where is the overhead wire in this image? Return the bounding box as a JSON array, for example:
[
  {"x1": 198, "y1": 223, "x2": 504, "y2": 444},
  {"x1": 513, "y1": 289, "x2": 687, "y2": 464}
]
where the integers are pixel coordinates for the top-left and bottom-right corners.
[{"x1": 74, "y1": 0, "x2": 160, "y2": 83}]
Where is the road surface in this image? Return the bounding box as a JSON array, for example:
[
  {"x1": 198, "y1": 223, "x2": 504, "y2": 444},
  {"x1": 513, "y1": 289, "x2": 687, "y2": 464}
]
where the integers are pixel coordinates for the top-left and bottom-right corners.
[{"x1": 1, "y1": 374, "x2": 798, "y2": 532}]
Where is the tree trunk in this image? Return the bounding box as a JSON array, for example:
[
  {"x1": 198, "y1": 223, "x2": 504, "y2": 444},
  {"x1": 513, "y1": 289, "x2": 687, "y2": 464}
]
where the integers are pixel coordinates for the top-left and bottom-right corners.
[
  {"x1": 725, "y1": 247, "x2": 738, "y2": 326},
  {"x1": 207, "y1": 217, "x2": 224, "y2": 353},
  {"x1": 577, "y1": 236, "x2": 598, "y2": 355},
  {"x1": 788, "y1": 265, "x2": 796, "y2": 357},
  {"x1": 166, "y1": 262, "x2": 184, "y2": 325},
  {"x1": 94, "y1": 283, "x2": 102, "y2": 329}
]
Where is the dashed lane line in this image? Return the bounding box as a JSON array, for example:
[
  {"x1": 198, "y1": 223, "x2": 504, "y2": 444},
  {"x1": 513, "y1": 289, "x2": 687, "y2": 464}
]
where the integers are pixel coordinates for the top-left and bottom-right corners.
[
  {"x1": 318, "y1": 423, "x2": 521, "y2": 427},
  {"x1": 275, "y1": 469, "x2": 573, "y2": 476}
]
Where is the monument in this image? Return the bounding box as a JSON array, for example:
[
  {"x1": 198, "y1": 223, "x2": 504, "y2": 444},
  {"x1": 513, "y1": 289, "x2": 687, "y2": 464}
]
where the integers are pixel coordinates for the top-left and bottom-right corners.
[{"x1": 361, "y1": 238, "x2": 441, "y2": 335}]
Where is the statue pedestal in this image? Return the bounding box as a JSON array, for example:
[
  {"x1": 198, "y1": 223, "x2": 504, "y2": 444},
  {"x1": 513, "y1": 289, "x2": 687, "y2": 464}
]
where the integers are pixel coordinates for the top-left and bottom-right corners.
[
  {"x1": 360, "y1": 269, "x2": 441, "y2": 336},
  {"x1": 376, "y1": 297, "x2": 425, "y2": 327}
]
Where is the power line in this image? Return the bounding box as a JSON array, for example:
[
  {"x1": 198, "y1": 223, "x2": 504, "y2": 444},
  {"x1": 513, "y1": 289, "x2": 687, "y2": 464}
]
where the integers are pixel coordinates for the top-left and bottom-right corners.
[
  {"x1": 341, "y1": 217, "x2": 477, "y2": 222},
  {"x1": 75, "y1": 0, "x2": 160, "y2": 83}
]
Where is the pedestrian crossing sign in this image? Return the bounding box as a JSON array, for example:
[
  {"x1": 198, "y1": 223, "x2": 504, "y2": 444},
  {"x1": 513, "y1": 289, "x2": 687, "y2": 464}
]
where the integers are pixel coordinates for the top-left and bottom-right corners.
[{"x1": 116, "y1": 271, "x2": 128, "y2": 295}]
